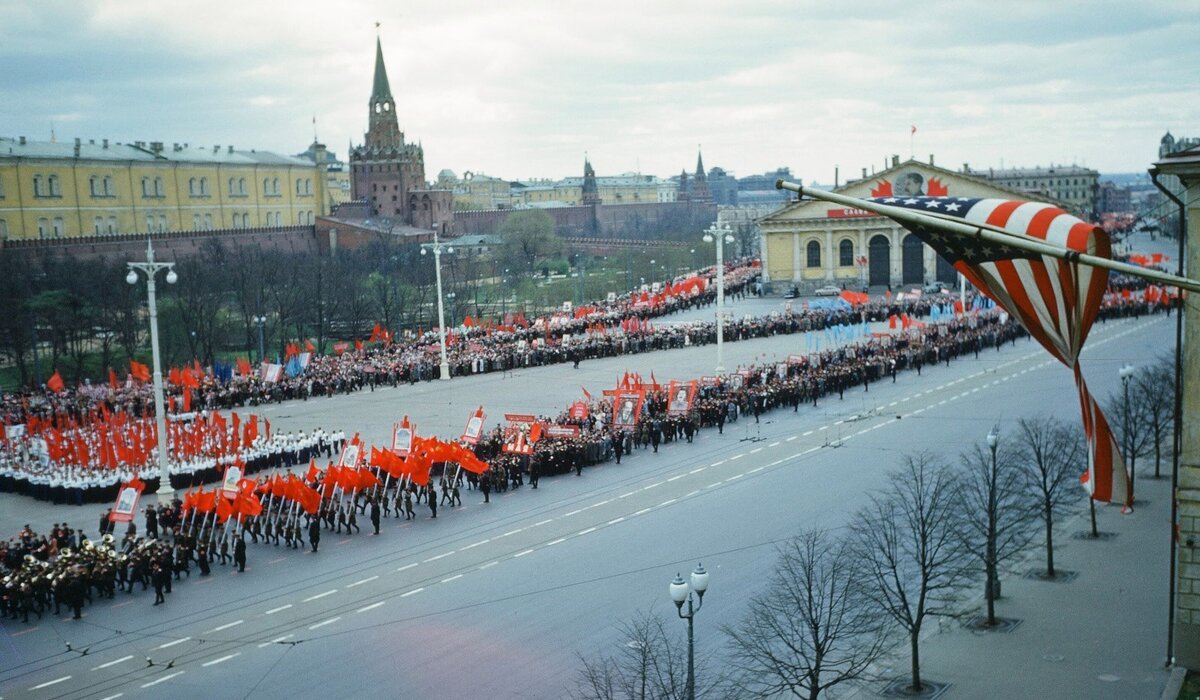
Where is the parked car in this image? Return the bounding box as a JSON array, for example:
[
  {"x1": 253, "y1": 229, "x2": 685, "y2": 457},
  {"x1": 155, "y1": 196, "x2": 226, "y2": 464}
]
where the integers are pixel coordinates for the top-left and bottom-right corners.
[
  {"x1": 813, "y1": 285, "x2": 842, "y2": 297},
  {"x1": 783, "y1": 285, "x2": 800, "y2": 299}
]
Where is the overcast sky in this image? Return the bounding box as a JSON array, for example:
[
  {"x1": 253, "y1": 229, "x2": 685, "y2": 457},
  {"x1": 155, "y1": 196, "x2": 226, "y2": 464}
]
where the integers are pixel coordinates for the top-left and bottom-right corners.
[{"x1": 2, "y1": 0, "x2": 1196, "y2": 184}]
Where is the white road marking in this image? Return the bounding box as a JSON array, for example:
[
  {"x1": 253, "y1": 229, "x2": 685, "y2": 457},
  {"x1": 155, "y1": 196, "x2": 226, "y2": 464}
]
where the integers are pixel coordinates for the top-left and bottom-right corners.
[
  {"x1": 607, "y1": 517, "x2": 626, "y2": 525},
  {"x1": 257, "y1": 635, "x2": 294, "y2": 649},
  {"x1": 786, "y1": 435, "x2": 798, "y2": 441},
  {"x1": 533, "y1": 519, "x2": 554, "y2": 527},
  {"x1": 659, "y1": 499, "x2": 677, "y2": 507},
  {"x1": 545, "y1": 538, "x2": 566, "y2": 547},
  {"x1": 834, "y1": 420, "x2": 844, "y2": 425},
  {"x1": 514, "y1": 549, "x2": 534, "y2": 558},
  {"x1": 396, "y1": 562, "x2": 418, "y2": 572},
  {"x1": 802, "y1": 430, "x2": 814, "y2": 436},
  {"x1": 30, "y1": 676, "x2": 71, "y2": 690},
  {"x1": 725, "y1": 474, "x2": 743, "y2": 482},
  {"x1": 643, "y1": 482, "x2": 663, "y2": 490},
  {"x1": 208, "y1": 620, "x2": 243, "y2": 633},
  {"x1": 356, "y1": 601, "x2": 386, "y2": 613},
  {"x1": 686, "y1": 490, "x2": 700, "y2": 497},
  {"x1": 706, "y1": 482, "x2": 722, "y2": 489},
  {"x1": 667, "y1": 474, "x2": 685, "y2": 482},
  {"x1": 563, "y1": 508, "x2": 583, "y2": 516},
  {"x1": 347, "y1": 576, "x2": 378, "y2": 588},
  {"x1": 99, "y1": 694, "x2": 124, "y2": 700},
  {"x1": 424, "y1": 551, "x2": 455, "y2": 562},
  {"x1": 441, "y1": 574, "x2": 464, "y2": 583},
  {"x1": 265, "y1": 604, "x2": 293, "y2": 615},
  {"x1": 499, "y1": 528, "x2": 523, "y2": 538},
  {"x1": 747, "y1": 466, "x2": 764, "y2": 474},
  {"x1": 887, "y1": 401, "x2": 898, "y2": 407},
  {"x1": 140, "y1": 671, "x2": 183, "y2": 688},
  {"x1": 303, "y1": 590, "x2": 338, "y2": 602},
  {"x1": 202, "y1": 653, "x2": 240, "y2": 667},
  {"x1": 158, "y1": 637, "x2": 190, "y2": 649},
  {"x1": 900, "y1": 396, "x2": 911, "y2": 402},
  {"x1": 462, "y1": 539, "x2": 490, "y2": 550},
  {"x1": 711, "y1": 460, "x2": 727, "y2": 466},
  {"x1": 401, "y1": 587, "x2": 425, "y2": 598},
  {"x1": 913, "y1": 407, "x2": 925, "y2": 414},
  {"x1": 618, "y1": 492, "x2": 636, "y2": 499},
  {"x1": 589, "y1": 500, "x2": 610, "y2": 508},
  {"x1": 730, "y1": 454, "x2": 745, "y2": 461},
  {"x1": 578, "y1": 527, "x2": 597, "y2": 535},
  {"x1": 479, "y1": 561, "x2": 498, "y2": 570},
  {"x1": 307, "y1": 617, "x2": 340, "y2": 630},
  {"x1": 93, "y1": 655, "x2": 133, "y2": 670},
  {"x1": 634, "y1": 507, "x2": 652, "y2": 516},
  {"x1": 749, "y1": 447, "x2": 763, "y2": 454},
  {"x1": 689, "y1": 467, "x2": 705, "y2": 474},
  {"x1": 769, "y1": 441, "x2": 781, "y2": 447}
]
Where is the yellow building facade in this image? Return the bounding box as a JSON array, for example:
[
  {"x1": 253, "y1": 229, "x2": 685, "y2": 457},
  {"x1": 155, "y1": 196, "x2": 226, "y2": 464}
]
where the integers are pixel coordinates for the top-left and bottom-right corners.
[{"x1": 0, "y1": 137, "x2": 327, "y2": 241}]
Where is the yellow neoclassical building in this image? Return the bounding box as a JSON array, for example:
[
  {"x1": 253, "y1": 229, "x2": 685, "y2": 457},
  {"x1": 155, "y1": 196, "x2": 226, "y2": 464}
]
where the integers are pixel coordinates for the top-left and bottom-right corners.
[{"x1": 0, "y1": 136, "x2": 329, "y2": 241}]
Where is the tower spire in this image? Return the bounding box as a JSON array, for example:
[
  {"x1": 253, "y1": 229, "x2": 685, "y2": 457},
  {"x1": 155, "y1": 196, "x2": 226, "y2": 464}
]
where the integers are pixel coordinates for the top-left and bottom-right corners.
[{"x1": 371, "y1": 36, "x2": 393, "y2": 104}]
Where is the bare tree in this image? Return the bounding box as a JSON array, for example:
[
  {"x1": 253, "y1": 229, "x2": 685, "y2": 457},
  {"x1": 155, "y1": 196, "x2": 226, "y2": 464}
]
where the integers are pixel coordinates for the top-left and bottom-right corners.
[
  {"x1": 571, "y1": 610, "x2": 716, "y2": 700},
  {"x1": 1134, "y1": 359, "x2": 1175, "y2": 479},
  {"x1": 850, "y1": 452, "x2": 967, "y2": 693},
  {"x1": 723, "y1": 529, "x2": 887, "y2": 699},
  {"x1": 955, "y1": 439, "x2": 1037, "y2": 626},
  {"x1": 1106, "y1": 381, "x2": 1153, "y2": 490},
  {"x1": 1015, "y1": 416, "x2": 1083, "y2": 578}
]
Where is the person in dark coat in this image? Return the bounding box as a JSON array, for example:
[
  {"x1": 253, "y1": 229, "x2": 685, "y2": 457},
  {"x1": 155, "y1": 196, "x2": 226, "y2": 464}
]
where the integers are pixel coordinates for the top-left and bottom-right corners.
[
  {"x1": 480, "y1": 474, "x2": 491, "y2": 503},
  {"x1": 308, "y1": 519, "x2": 321, "y2": 552},
  {"x1": 233, "y1": 535, "x2": 246, "y2": 573},
  {"x1": 195, "y1": 544, "x2": 211, "y2": 576},
  {"x1": 369, "y1": 499, "x2": 381, "y2": 535},
  {"x1": 151, "y1": 563, "x2": 167, "y2": 605}
]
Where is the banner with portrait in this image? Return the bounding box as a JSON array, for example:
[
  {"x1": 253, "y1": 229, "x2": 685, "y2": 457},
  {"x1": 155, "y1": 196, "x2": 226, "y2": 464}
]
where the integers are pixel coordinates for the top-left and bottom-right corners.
[
  {"x1": 109, "y1": 478, "x2": 145, "y2": 523},
  {"x1": 460, "y1": 406, "x2": 486, "y2": 445},
  {"x1": 612, "y1": 390, "x2": 645, "y2": 428},
  {"x1": 666, "y1": 380, "x2": 697, "y2": 416},
  {"x1": 393, "y1": 418, "x2": 415, "y2": 457},
  {"x1": 220, "y1": 462, "x2": 244, "y2": 498}
]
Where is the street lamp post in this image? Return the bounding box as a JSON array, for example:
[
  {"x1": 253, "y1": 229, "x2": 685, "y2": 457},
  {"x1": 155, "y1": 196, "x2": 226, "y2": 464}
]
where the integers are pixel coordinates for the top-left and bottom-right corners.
[
  {"x1": 126, "y1": 240, "x2": 177, "y2": 501},
  {"x1": 670, "y1": 563, "x2": 710, "y2": 700},
  {"x1": 421, "y1": 226, "x2": 454, "y2": 381},
  {"x1": 703, "y1": 222, "x2": 734, "y2": 373},
  {"x1": 985, "y1": 427, "x2": 999, "y2": 624},
  {"x1": 252, "y1": 315, "x2": 267, "y2": 364},
  {"x1": 1120, "y1": 364, "x2": 1135, "y2": 495}
]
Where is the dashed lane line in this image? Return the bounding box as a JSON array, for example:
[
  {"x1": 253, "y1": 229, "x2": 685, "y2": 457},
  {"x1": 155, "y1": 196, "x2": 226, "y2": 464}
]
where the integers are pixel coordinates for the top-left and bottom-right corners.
[
  {"x1": 634, "y1": 507, "x2": 652, "y2": 516},
  {"x1": 202, "y1": 653, "x2": 240, "y2": 667},
  {"x1": 787, "y1": 435, "x2": 799, "y2": 441},
  {"x1": 347, "y1": 576, "x2": 378, "y2": 588},
  {"x1": 265, "y1": 604, "x2": 292, "y2": 615},
  {"x1": 396, "y1": 563, "x2": 418, "y2": 572},
  {"x1": 667, "y1": 474, "x2": 685, "y2": 482},
  {"x1": 424, "y1": 552, "x2": 455, "y2": 563},
  {"x1": 578, "y1": 527, "x2": 597, "y2": 535},
  {"x1": 207, "y1": 620, "x2": 243, "y2": 633},
  {"x1": 659, "y1": 499, "x2": 677, "y2": 507},
  {"x1": 513, "y1": 549, "x2": 534, "y2": 558},
  {"x1": 545, "y1": 539, "x2": 566, "y2": 547},
  {"x1": 140, "y1": 671, "x2": 184, "y2": 688},
  {"x1": 30, "y1": 676, "x2": 71, "y2": 690},
  {"x1": 607, "y1": 517, "x2": 625, "y2": 525},
  {"x1": 769, "y1": 441, "x2": 781, "y2": 447},
  {"x1": 303, "y1": 590, "x2": 338, "y2": 602},
  {"x1": 689, "y1": 467, "x2": 706, "y2": 474},
  {"x1": 92, "y1": 655, "x2": 133, "y2": 671},
  {"x1": 157, "y1": 637, "x2": 190, "y2": 649},
  {"x1": 478, "y1": 561, "x2": 498, "y2": 570},
  {"x1": 257, "y1": 635, "x2": 294, "y2": 649},
  {"x1": 532, "y1": 519, "x2": 554, "y2": 527},
  {"x1": 498, "y1": 528, "x2": 523, "y2": 538},
  {"x1": 356, "y1": 601, "x2": 386, "y2": 614},
  {"x1": 400, "y1": 587, "x2": 425, "y2": 598},
  {"x1": 307, "y1": 617, "x2": 340, "y2": 631},
  {"x1": 462, "y1": 539, "x2": 490, "y2": 550},
  {"x1": 442, "y1": 574, "x2": 464, "y2": 583}
]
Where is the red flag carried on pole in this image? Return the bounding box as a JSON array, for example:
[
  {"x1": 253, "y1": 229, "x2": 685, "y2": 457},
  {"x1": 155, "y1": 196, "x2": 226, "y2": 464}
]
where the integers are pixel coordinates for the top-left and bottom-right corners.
[{"x1": 46, "y1": 371, "x2": 65, "y2": 393}]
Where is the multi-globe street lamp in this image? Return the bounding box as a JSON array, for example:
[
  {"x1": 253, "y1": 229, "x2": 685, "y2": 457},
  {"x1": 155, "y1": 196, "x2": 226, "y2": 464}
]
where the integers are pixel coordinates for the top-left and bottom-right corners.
[
  {"x1": 126, "y1": 240, "x2": 177, "y2": 501},
  {"x1": 1119, "y1": 364, "x2": 1136, "y2": 494},
  {"x1": 252, "y1": 315, "x2": 267, "y2": 364},
  {"x1": 669, "y1": 563, "x2": 710, "y2": 700}
]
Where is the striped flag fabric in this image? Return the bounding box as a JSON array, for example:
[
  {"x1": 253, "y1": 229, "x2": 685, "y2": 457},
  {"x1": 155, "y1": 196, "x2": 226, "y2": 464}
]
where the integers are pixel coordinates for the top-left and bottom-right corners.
[{"x1": 869, "y1": 195, "x2": 1130, "y2": 508}]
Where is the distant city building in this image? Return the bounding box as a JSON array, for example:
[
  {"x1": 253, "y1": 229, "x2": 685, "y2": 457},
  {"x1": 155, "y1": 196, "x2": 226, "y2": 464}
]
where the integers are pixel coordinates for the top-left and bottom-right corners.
[
  {"x1": 347, "y1": 37, "x2": 452, "y2": 234},
  {"x1": 1096, "y1": 180, "x2": 1133, "y2": 214},
  {"x1": 738, "y1": 167, "x2": 794, "y2": 205},
  {"x1": 451, "y1": 171, "x2": 512, "y2": 210},
  {"x1": 706, "y1": 166, "x2": 738, "y2": 205},
  {"x1": 296, "y1": 142, "x2": 351, "y2": 207},
  {"x1": 1153, "y1": 131, "x2": 1199, "y2": 235},
  {"x1": 975, "y1": 163, "x2": 1099, "y2": 217},
  {"x1": 0, "y1": 136, "x2": 325, "y2": 241}
]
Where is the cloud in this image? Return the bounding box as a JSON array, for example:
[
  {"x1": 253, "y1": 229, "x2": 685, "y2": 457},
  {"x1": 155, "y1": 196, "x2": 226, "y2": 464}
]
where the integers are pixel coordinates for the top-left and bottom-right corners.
[{"x1": 0, "y1": 0, "x2": 1196, "y2": 182}]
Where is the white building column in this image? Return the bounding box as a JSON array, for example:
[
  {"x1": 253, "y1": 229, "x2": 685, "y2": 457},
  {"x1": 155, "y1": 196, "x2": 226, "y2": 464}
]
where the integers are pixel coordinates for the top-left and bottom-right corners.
[
  {"x1": 824, "y1": 230, "x2": 835, "y2": 281},
  {"x1": 792, "y1": 232, "x2": 802, "y2": 282}
]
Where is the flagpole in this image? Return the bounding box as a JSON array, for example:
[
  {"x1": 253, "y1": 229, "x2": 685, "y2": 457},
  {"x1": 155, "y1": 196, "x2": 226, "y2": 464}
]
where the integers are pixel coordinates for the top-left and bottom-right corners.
[{"x1": 775, "y1": 180, "x2": 1200, "y2": 293}]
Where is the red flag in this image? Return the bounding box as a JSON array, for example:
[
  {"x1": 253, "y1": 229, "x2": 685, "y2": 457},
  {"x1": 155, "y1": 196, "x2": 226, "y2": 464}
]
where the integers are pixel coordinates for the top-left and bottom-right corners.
[
  {"x1": 355, "y1": 339, "x2": 364, "y2": 352},
  {"x1": 236, "y1": 356, "x2": 252, "y2": 376},
  {"x1": 46, "y1": 371, "x2": 65, "y2": 393},
  {"x1": 169, "y1": 367, "x2": 181, "y2": 385},
  {"x1": 305, "y1": 338, "x2": 316, "y2": 353},
  {"x1": 355, "y1": 467, "x2": 382, "y2": 491},
  {"x1": 305, "y1": 459, "x2": 320, "y2": 483},
  {"x1": 234, "y1": 490, "x2": 263, "y2": 517},
  {"x1": 216, "y1": 495, "x2": 234, "y2": 523},
  {"x1": 130, "y1": 360, "x2": 151, "y2": 383},
  {"x1": 108, "y1": 367, "x2": 120, "y2": 390}
]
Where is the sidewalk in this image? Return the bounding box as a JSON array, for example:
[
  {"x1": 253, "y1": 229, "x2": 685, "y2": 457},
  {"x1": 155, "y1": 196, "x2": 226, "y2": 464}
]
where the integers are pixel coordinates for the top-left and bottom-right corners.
[{"x1": 887, "y1": 470, "x2": 1173, "y2": 699}]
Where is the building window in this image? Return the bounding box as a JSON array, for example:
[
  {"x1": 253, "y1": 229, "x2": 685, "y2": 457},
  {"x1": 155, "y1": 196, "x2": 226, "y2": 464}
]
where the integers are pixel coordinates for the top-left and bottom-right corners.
[
  {"x1": 204, "y1": 213, "x2": 213, "y2": 229},
  {"x1": 0, "y1": 219, "x2": 7, "y2": 240},
  {"x1": 0, "y1": 177, "x2": 5, "y2": 198},
  {"x1": 839, "y1": 239, "x2": 854, "y2": 267},
  {"x1": 146, "y1": 213, "x2": 155, "y2": 232},
  {"x1": 94, "y1": 216, "x2": 103, "y2": 235},
  {"x1": 52, "y1": 217, "x2": 64, "y2": 237},
  {"x1": 90, "y1": 176, "x2": 99, "y2": 197},
  {"x1": 103, "y1": 176, "x2": 115, "y2": 196},
  {"x1": 806, "y1": 240, "x2": 821, "y2": 268},
  {"x1": 154, "y1": 176, "x2": 165, "y2": 197},
  {"x1": 193, "y1": 213, "x2": 201, "y2": 230},
  {"x1": 229, "y1": 177, "x2": 237, "y2": 195},
  {"x1": 37, "y1": 218, "x2": 48, "y2": 238},
  {"x1": 142, "y1": 177, "x2": 151, "y2": 197},
  {"x1": 158, "y1": 214, "x2": 167, "y2": 231},
  {"x1": 199, "y1": 177, "x2": 209, "y2": 196},
  {"x1": 188, "y1": 177, "x2": 196, "y2": 196},
  {"x1": 305, "y1": 178, "x2": 312, "y2": 195},
  {"x1": 33, "y1": 175, "x2": 44, "y2": 197},
  {"x1": 49, "y1": 175, "x2": 61, "y2": 197},
  {"x1": 107, "y1": 216, "x2": 117, "y2": 234},
  {"x1": 239, "y1": 178, "x2": 247, "y2": 196}
]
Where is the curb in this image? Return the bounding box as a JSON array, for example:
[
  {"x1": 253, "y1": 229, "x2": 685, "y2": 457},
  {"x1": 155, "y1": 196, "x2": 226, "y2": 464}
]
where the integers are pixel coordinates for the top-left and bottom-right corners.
[{"x1": 1161, "y1": 665, "x2": 1187, "y2": 700}]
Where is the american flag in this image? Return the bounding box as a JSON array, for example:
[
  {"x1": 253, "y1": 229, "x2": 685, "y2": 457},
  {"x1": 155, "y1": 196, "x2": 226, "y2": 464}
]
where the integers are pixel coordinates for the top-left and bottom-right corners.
[{"x1": 870, "y1": 196, "x2": 1130, "y2": 508}]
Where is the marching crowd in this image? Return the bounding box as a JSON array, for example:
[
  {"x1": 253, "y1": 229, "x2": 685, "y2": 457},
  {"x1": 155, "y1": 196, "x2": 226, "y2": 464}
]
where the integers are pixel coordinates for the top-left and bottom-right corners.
[{"x1": 0, "y1": 285, "x2": 1169, "y2": 620}]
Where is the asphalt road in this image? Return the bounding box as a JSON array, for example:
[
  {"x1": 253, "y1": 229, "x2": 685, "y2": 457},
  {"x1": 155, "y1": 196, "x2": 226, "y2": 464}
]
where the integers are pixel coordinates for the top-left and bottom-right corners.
[{"x1": 0, "y1": 310, "x2": 1172, "y2": 700}]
